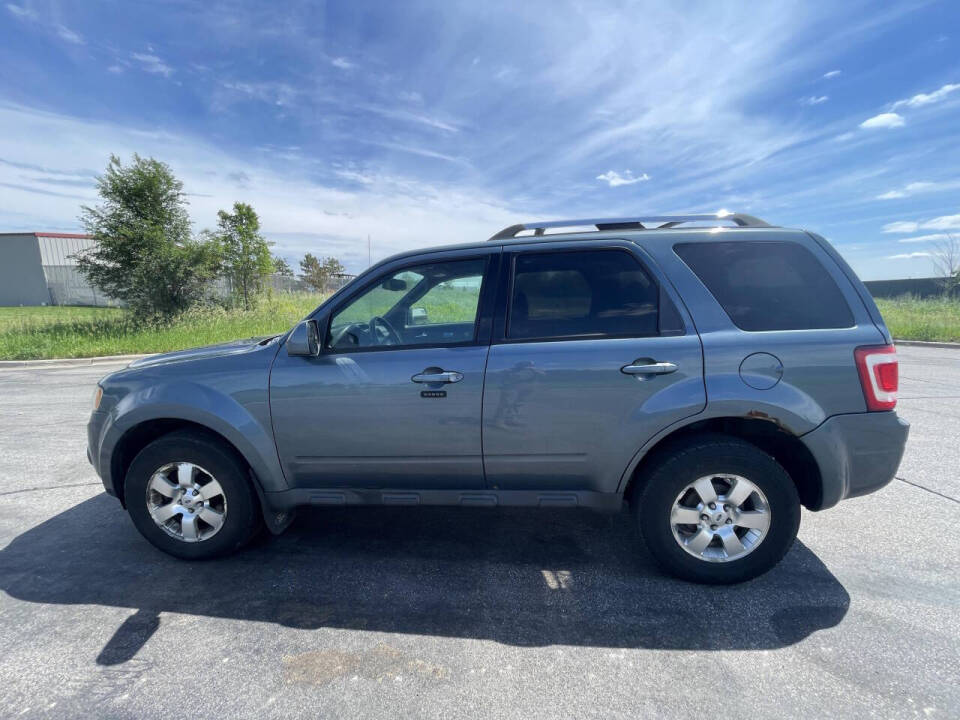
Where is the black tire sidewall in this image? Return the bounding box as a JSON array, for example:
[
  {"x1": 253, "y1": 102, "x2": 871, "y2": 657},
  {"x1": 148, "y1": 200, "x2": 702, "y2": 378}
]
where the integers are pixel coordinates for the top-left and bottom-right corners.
[
  {"x1": 125, "y1": 432, "x2": 260, "y2": 559},
  {"x1": 637, "y1": 436, "x2": 801, "y2": 584}
]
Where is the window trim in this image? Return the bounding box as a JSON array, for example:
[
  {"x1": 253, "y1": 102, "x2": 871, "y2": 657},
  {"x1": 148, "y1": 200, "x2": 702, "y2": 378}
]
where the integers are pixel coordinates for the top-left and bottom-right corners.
[
  {"x1": 321, "y1": 253, "x2": 499, "y2": 355},
  {"x1": 494, "y1": 245, "x2": 669, "y2": 345}
]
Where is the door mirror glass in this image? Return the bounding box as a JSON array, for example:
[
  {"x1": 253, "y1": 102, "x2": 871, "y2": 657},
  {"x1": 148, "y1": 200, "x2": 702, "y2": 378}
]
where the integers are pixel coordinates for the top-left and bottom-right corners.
[
  {"x1": 409, "y1": 307, "x2": 429, "y2": 325},
  {"x1": 287, "y1": 319, "x2": 321, "y2": 357}
]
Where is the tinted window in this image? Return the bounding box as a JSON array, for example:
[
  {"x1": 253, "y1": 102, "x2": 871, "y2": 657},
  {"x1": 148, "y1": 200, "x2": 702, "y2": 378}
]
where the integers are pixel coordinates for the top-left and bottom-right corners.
[
  {"x1": 674, "y1": 241, "x2": 854, "y2": 331},
  {"x1": 328, "y1": 258, "x2": 486, "y2": 349},
  {"x1": 509, "y1": 250, "x2": 658, "y2": 340}
]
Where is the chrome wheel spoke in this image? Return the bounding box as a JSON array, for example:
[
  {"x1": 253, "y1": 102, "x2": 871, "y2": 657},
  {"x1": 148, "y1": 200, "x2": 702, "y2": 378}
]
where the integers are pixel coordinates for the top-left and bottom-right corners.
[
  {"x1": 725, "y1": 477, "x2": 755, "y2": 507},
  {"x1": 718, "y1": 527, "x2": 745, "y2": 557},
  {"x1": 692, "y1": 477, "x2": 718, "y2": 505},
  {"x1": 180, "y1": 513, "x2": 200, "y2": 541},
  {"x1": 685, "y1": 528, "x2": 713, "y2": 554},
  {"x1": 197, "y1": 479, "x2": 224, "y2": 502},
  {"x1": 151, "y1": 503, "x2": 180, "y2": 524},
  {"x1": 735, "y1": 510, "x2": 769, "y2": 530},
  {"x1": 148, "y1": 474, "x2": 179, "y2": 498},
  {"x1": 671, "y1": 505, "x2": 701, "y2": 525},
  {"x1": 176, "y1": 462, "x2": 198, "y2": 487},
  {"x1": 198, "y1": 507, "x2": 224, "y2": 531}
]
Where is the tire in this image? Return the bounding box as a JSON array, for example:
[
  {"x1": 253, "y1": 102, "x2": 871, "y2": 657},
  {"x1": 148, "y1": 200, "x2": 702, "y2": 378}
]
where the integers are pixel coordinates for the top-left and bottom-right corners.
[
  {"x1": 125, "y1": 430, "x2": 262, "y2": 559},
  {"x1": 635, "y1": 434, "x2": 800, "y2": 584}
]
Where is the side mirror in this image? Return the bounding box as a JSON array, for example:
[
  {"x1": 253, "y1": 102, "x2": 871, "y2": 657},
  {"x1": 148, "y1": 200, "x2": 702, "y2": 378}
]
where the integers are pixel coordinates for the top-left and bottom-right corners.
[
  {"x1": 287, "y1": 319, "x2": 321, "y2": 357},
  {"x1": 409, "y1": 306, "x2": 428, "y2": 325}
]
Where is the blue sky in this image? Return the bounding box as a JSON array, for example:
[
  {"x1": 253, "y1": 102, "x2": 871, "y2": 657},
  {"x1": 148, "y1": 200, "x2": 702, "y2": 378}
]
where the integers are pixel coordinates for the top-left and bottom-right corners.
[{"x1": 1, "y1": 0, "x2": 959, "y2": 279}]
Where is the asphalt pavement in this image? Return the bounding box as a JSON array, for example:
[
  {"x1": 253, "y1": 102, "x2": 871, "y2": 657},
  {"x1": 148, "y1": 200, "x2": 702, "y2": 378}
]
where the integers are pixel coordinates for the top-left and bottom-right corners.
[{"x1": 0, "y1": 345, "x2": 957, "y2": 719}]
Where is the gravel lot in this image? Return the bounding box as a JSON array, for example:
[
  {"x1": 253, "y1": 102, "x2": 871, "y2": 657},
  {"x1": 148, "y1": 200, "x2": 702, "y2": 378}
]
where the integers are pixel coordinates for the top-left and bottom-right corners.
[{"x1": 0, "y1": 345, "x2": 957, "y2": 719}]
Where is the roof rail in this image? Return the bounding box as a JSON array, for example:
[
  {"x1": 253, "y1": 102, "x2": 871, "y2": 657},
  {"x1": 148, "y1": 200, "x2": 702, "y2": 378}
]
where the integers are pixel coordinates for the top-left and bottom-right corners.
[{"x1": 487, "y1": 213, "x2": 772, "y2": 241}]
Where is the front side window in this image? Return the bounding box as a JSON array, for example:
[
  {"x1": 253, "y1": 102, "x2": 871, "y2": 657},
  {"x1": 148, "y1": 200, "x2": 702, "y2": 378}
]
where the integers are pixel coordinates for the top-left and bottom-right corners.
[
  {"x1": 328, "y1": 258, "x2": 486, "y2": 350},
  {"x1": 508, "y1": 249, "x2": 659, "y2": 340},
  {"x1": 674, "y1": 241, "x2": 854, "y2": 331}
]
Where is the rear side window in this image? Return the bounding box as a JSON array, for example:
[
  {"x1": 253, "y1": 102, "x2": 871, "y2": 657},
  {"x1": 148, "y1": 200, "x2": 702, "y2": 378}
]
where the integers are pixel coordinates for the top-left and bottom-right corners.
[
  {"x1": 674, "y1": 241, "x2": 854, "y2": 331},
  {"x1": 509, "y1": 249, "x2": 659, "y2": 340}
]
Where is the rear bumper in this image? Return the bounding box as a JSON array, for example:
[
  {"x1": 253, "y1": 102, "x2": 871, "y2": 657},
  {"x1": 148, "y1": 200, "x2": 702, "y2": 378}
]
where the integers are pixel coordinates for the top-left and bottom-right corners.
[{"x1": 800, "y1": 411, "x2": 909, "y2": 510}]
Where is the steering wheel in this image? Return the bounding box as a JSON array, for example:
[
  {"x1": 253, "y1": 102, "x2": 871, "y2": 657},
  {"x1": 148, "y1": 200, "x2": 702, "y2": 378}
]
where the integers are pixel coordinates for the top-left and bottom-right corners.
[{"x1": 369, "y1": 315, "x2": 402, "y2": 346}]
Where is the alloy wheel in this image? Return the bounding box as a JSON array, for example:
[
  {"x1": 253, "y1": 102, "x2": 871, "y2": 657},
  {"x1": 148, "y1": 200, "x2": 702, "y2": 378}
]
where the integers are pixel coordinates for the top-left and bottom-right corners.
[
  {"x1": 145, "y1": 462, "x2": 228, "y2": 543},
  {"x1": 669, "y1": 474, "x2": 771, "y2": 563}
]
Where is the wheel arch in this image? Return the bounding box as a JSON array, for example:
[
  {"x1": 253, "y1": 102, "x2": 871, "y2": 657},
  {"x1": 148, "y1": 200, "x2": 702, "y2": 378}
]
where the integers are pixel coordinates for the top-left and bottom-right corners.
[
  {"x1": 108, "y1": 418, "x2": 293, "y2": 534},
  {"x1": 620, "y1": 416, "x2": 823, "y2": 511}
]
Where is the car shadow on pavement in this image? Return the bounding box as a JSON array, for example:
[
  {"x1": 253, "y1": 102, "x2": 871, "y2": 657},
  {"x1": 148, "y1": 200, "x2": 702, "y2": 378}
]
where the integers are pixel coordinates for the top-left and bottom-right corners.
[{"x1": 1, "y1": 494, "x2": 849, "y2": 664}]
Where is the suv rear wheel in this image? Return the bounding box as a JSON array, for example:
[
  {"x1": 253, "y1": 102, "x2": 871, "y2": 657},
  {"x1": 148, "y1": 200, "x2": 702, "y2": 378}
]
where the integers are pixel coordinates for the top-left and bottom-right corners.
[
  {"x1": 125, "y1": 431, "x2": 262, "y2": 559},
  {"x1": 635, "y1": 434, "x2": 800, "y2": 584}
]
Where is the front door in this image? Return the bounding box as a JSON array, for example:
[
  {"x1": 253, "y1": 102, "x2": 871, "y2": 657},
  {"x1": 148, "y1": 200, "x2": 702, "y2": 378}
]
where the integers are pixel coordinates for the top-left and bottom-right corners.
[
  {"x1": 482, "y1": 243, "x2": 706, "y2": 494},
  {"x1": 270, "y1": 251, "x2": 498, "y2": 489}
]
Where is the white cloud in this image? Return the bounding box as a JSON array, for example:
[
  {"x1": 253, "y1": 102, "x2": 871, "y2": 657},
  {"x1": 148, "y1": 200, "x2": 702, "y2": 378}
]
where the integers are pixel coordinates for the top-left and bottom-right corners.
[
  {"x1": 822, "y1": 70, "x2": 841, "y2": 79},
  {"x1": 131, "y1": 52, "x2": 173, "y2": 77},
  {"x1": 860, "y1": 112, "x2": 904, "y2": 129},
  {"x1": 5, "y1": 3, "x2": 35, "y2": 19},
  {"x1": 596, "y1": 170, "x2": 650, "y2": 187},
  {"x1": 220, "y1": 81, "x2": 298, "y2": 108},
  {"x1": 882, "y1": 221, "x2": 919, "y2": 233},
  {"x1": 918, "y1": 214, "x2": 960, "y2": 231},
  {"x1": 883, "y1": 213, "x2": 960, "y2": 233},
  {"x1": 800, "y1": 95, "x2": 829, "y2": 105},
  {"x1": 56, "y1": 25, "x2": 83, "y2": 44},
  {"x1": 330, "y1": 57, "x2": 355, "y2": 70},
  {"x1": 891, "y1": 83, "x2": 960, "y2": 110},
  {"x1": 898, "y1": 233, "x2": 952, "y2": 244},
  {"x1": 876, "y1": 181, "x2": 936, "y2": 199},
  {"x1": 357, "y1": 104, "x2": 459, "y2": 133},
  {"x1": 886, "y1": 252, "x2": 931, "y2": 259}
]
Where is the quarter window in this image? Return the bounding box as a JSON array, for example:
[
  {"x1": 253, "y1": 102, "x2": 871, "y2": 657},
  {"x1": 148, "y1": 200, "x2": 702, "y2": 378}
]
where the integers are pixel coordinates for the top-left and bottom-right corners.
[
  {"x1": 508, "y1": 250, "x2": 659, "y2": 340},
  {"x1": 674, "y1": 241, "x2": 854, "y2": 331}
]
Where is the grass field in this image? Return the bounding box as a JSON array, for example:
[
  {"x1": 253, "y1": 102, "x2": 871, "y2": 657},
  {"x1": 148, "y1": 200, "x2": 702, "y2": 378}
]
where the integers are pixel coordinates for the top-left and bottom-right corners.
[
  {"x1": 0, "y1": 293, "x2": 957, "y2": 360},
  {"x1": 875, "y1": 295, "x2": 960, "y2": 343},
  {"x1": 0, "y1": 294, "x2": 323, "y2": 360}
]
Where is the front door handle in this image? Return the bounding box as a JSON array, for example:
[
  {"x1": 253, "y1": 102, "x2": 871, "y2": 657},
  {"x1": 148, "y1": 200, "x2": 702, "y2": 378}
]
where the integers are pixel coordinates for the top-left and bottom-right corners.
[
  {"x1": 621, "y1": 361, "x2": 678, "y2": 376},
  {"x1": 411, "y1": 370, "x2": 464, "y2": 384}
]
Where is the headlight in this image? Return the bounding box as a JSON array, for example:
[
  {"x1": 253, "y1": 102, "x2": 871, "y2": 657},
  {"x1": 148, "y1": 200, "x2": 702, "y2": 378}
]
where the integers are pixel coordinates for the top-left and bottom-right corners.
[{"x1": 92, "y1": 385, "x2": 103, "y2": 411}]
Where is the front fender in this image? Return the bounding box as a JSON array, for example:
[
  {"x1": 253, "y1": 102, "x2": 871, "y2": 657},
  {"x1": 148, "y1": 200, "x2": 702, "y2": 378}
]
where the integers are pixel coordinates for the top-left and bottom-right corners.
[{"x1": 99, "y1": 380, "x2": 288, "y2": 496}]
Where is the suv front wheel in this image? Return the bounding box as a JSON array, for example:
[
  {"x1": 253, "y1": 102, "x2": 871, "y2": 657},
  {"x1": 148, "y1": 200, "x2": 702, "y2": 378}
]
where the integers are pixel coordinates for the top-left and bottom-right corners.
[
  {"x1": 125, "y1": 431, "x2": 262, "y2": 559},
  {"x1": 635, "y1": 434, "x2": 801, "y2": 584}
]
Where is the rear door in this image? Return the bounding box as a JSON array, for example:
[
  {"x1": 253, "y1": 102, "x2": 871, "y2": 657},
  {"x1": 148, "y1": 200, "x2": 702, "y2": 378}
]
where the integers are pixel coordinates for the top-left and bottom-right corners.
[{"x1": 482, "y1": 240, "x2": 706, "y2": 494}]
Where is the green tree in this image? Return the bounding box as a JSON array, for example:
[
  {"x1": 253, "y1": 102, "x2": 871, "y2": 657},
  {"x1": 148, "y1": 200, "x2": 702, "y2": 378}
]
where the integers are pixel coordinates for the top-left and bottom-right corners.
[
  {"x1": 299, "y1": 253, "x2": 345, "y2": 292},
  {"x1": 272, "y1": 255, "x2": 293, "y2": 276},
  {"x1": 211, "y1": 202, "x2": 273, "y2": 309},
  {"x1": 75, "y1": 154, "x2": 221, "y2": 319}
]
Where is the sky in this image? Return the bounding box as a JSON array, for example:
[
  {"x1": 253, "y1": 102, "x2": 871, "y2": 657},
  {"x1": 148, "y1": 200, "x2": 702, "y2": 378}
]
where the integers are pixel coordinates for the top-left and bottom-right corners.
[{"x1": 1, "y1": 0, "x2": 959, "y2": 280}]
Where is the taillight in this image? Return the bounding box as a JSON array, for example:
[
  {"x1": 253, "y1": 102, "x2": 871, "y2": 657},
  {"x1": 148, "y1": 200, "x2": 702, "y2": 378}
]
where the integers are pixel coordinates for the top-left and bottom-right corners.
[{"x1": 854, "y1": 345, "x2": 898, "y2": 411}]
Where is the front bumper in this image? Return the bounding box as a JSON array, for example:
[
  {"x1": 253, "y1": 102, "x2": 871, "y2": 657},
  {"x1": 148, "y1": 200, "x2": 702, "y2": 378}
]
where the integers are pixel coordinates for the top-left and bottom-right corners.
[
  {"x1": 800, "y1": 411, "x2": 909, "y2": 510},
  {"x1": 87, "y1": 409, "x2": 117, "y2": 498}
]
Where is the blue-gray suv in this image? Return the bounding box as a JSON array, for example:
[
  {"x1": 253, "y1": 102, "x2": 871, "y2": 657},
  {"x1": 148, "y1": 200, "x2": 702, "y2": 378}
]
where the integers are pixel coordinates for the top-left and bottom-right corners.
[{"x1": 87, "y1": 213, "x2": 909, "y2": 583}]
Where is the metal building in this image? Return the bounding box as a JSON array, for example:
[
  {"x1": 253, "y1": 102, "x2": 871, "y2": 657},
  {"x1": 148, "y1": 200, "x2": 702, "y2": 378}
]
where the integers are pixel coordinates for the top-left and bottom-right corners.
[{"x1": 0, "y1": 232, "x2": 106, "y2": 306}]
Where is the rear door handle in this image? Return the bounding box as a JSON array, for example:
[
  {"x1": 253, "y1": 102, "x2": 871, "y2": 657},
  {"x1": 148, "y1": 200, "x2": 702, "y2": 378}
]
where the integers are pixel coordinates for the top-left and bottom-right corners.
[
  {"x1": 411, "y1": 370, "x2": 464, "y2": 384},
  {"x1": 621, "y1": 361, "x2": 678, "y2": 376}
]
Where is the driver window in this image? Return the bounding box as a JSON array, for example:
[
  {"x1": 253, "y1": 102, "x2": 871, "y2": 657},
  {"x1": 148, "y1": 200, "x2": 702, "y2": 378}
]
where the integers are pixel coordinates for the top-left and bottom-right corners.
[{"x1": 327, "y1": 258, "x2": 487, "y2": 350}]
